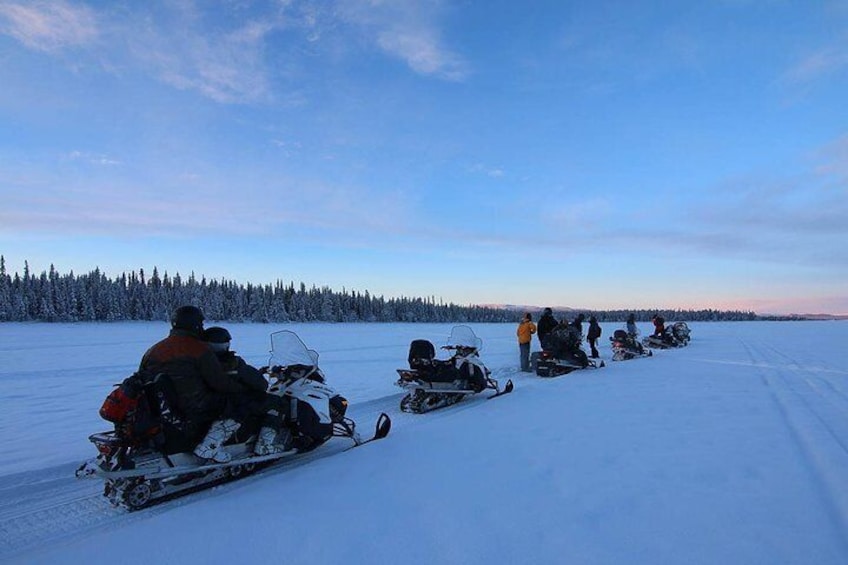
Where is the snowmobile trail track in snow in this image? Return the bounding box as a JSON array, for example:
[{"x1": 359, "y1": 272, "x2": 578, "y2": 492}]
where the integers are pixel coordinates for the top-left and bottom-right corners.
[
  {"x1": 0, "y1": 399, "x2": 394, "y2": 562},
  {"x1": 0, "y1": 439, "x2": 367, "y2": 561},
  {"x1": 738, "y1": 337, "x2": 848, "y2": 554}
]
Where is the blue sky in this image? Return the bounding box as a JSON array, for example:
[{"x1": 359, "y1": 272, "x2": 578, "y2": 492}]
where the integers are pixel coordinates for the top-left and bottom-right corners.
[{"x1": 1, "y1": 0, "x2": 846, "y2": 315}]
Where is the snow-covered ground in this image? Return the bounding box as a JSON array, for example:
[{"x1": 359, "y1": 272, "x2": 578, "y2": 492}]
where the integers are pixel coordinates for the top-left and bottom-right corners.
[{"x1": 2, "y1": 320, "x2": 848, "y2": 564}]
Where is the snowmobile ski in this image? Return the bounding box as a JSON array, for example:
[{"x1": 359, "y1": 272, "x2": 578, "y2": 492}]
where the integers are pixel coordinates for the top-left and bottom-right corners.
[
  {"x1": 488, "y1": 379, "x2": 514, "y2": 398},
  {"x1": 343, "y1": 413, "x2": 392, "y2": 452}
]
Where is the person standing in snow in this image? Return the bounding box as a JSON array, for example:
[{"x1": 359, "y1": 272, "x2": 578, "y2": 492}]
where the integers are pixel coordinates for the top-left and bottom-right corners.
[
  {"x1": 517, "y1": 312, "x2": 537, "y2": 372},
  {"x1": 537, "y1": 307, "x2": 557, "y2": 351},
  {"x1": 587, "y1": 316, "x2": 602, "y2": 359}
]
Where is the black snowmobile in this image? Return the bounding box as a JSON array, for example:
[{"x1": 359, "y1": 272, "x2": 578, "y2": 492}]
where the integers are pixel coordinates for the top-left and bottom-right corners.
[
  {"x1": 609, "y1": 329, "x2": 653, "y2": 361},
  {"x1": 535, "y1": 325, "x2": 604, "y2": 377},
  {"x1": 396, "y1": 325, "x2": 513, "y2": 414},
  {"x1": 76, "y1": 331, "x2": 390, "y2": 510}
]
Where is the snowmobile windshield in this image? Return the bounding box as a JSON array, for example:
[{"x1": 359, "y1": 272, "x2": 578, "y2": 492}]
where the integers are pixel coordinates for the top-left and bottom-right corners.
[
  {"x1": 446, "y1": 326, "x2": 483, "y2": 351},
  {"x1": 269, "y1": 330, "x2": 319, "y2": 369}
]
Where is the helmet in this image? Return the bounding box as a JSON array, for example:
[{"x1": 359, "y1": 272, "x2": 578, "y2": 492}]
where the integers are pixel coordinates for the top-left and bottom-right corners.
[
  {"x1": 170, "y1": 305, "x2": 205, "y2": 334},
  {"x1": 543, "y1": 307, "x2": 552, "y2": 315},
  {"x1": 203, "y1": 326, "x2": 231, "y2": 353}
]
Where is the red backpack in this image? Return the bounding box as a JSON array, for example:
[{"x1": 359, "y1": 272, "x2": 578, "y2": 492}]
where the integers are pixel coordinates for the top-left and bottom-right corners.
[{"x1": 99, "y1": 373, "x2": 161, "y2": 441}]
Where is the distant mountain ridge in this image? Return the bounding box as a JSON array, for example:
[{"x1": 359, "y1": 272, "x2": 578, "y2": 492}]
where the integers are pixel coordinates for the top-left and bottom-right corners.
[
  {"x1": 481, "y1": 305, "x2": 848, "y2": 320},
  {"x1": 784, "y1": 314, "x2": 848, "y2": 320}
]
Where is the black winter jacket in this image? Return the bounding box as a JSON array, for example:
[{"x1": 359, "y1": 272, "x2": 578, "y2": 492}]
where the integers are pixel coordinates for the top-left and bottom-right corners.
[
  {"x1": 217, "y1": 351, "x2": 269, "y2": 393},
  {"x1": 587, "y1": 321, "x2": 602, "y2": 340},
  {"x1": 537, "y1": 314, "x2": 557, "y2": 341},
  {"x1": 139, "y1": 329, "x2": 246, "y2": 424}
]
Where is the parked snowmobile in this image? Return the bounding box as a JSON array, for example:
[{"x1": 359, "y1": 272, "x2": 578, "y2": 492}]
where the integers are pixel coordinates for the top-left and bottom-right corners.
[
  {"x1": 396, "y1": 325, "x2": 513, "y2": 414},
  {"x1": 536, "y1": 324, "x2": 604, "y2": 377},
  {"x1": 642, "y1": 322, "x2": 690, "y2": 349},
  {"x1": 670, "y1": 322, "x2": 691, "y2": 346},
  {"x1": 77, "y1": 330, "x2": 390, "y2": 510},
  {"x1": 609, "y1": 329, "x2": 653, "y2": 362}
]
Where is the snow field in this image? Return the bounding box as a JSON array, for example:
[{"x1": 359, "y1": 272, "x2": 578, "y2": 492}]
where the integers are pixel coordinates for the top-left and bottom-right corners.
[{"x1": 1, "y1": 321, "x2": 847, "y2": 564}]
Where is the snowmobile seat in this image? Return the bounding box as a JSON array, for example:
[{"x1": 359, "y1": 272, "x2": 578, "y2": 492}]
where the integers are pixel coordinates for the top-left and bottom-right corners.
[{"x1": 408, "y1": 339, "x2": 436, "y2": 370}]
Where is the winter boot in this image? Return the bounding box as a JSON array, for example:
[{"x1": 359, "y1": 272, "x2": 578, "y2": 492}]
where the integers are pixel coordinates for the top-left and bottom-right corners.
[
  {"x1": 254, "y1": 426, "x2": 293, "y2": 456},
  {"x1": 194, "y1": 419, "x2": 240, "y2": 463}
]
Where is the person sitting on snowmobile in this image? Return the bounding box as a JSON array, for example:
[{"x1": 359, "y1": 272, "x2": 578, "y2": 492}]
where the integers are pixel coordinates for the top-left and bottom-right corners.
[
  {"x1": 625, "y1": 313, "x2": 646, "y2": 353},
  {"x1": 571, "y1": 313, "x2": 586, "y2": 336},
  {"x1": 626, "y1": 313, "x2": 639, "y2": 339},
  {"x1": 548, "y1": 320, "x2": 582, "y2": 358},
  {"x1": 139, "y1": 306, "x2": 252, "y2": 463},
  {"x1": 537, "y1": 307, "x2": 557, "y2": 351},
  {"x1": 651, "y1": 314, "x2": 666, "y2": 338},
  {"x1": 202, "y1": 326, "x2": 293, "y2": 458}
]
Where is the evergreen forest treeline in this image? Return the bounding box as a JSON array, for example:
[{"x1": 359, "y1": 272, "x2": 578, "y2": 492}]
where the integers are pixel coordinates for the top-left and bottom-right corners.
[{"x1": 0, "y1": 258, "x2": 785, "y2": 323}]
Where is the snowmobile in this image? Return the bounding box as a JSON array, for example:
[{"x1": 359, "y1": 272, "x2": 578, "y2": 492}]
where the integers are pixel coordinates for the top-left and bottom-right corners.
[
  {"x1": 76, "y1": 330, "x2": 391, "y2": 510},
  {"x1": 535, "y1": 325, "x2": 604, "y2": 377},
  {"x1": 642, "y1": 322, "x2": 689, "y2": 349},
  {"x1": 609, "y1": 328, "x2": 653, "y2": 362},
  {"x1": 670, "y1": 321, "x2": 691, "y2": 346},
  {"x1": 396, "y1": 325, "x2": 513, "y2": 414}
]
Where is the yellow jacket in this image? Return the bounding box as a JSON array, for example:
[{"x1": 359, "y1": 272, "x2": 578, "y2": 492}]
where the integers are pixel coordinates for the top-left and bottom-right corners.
[{"x1": 517, "y1": 320, "x2": 537, "y2": 344}]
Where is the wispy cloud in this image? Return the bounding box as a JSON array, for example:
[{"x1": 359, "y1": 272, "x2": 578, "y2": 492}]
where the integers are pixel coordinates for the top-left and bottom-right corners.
[
  {"x1": 125, "y1": 5, "x2": 276, "y2": 105},
  {"x1": 0, "y1": 167, "x2": 413, "y2": 242},
  {"x1": 468, "y1": 163, "x2": 504, "y2": 178},
  {"x1": 338, "y1": 0, "x2": 467, "y2": 80},
  {"x1": 540, "y1": 198, "x2": 611, "y2": 227},
  {"x1": 65, "y1": 150, "x2": 121, "y2": 166},
  {"x1": 814, "y1": 134, "x2": 848, "y2": 183},
  {"x1": 1, "y1": 0, "x2": 465, "y2": 105},
  {"x1": 783, "y1": 40, "x2": 848, "y2": 84},
  {"x1": 0, "y1": 0, "x2": 97, "y2": 53}
]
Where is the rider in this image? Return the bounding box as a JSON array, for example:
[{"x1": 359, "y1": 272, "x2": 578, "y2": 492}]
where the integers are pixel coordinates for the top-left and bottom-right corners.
[
  {"x1": 626, "y1": 313, "x2": 639, "y2": 339},
  {"x1": 537, "y1": 307, "x2": 557, "y2": 351},
  {"x1": 139, "y1": 306, "x2": 249, "y2": 462},
  {"x1": 652, "y1": 314, "x2": 667, "y2": 338},
  {"x1": 625, "y1": 313, "x2": 646, "y2": 353},
  {"x1": 202, "y1": 326, "x2": 294, "y2": 457},
  {"x1": 570, "y1": 313, "x2": 586, "y2": 336}
]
